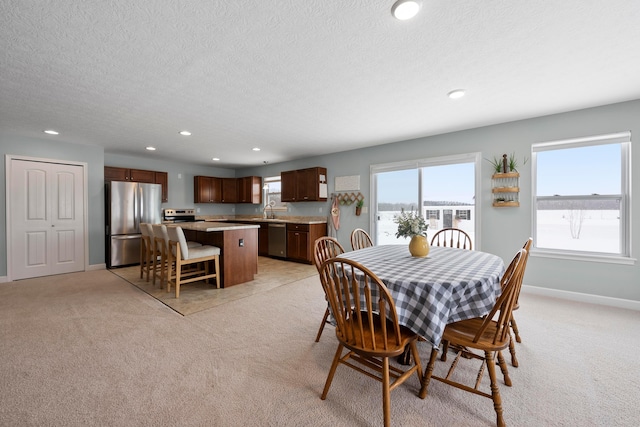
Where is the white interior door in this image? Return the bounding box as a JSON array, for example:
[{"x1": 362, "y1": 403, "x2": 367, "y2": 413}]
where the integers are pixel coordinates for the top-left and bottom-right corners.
[{"x1": 10, "y1": 159, "x2": 85, "y2": 280}]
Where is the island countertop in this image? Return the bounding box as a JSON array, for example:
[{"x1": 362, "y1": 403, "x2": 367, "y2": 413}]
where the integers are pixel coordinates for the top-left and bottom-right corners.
[{"x1": 172, "y1": 221, "x2": 260, "y2": 232}]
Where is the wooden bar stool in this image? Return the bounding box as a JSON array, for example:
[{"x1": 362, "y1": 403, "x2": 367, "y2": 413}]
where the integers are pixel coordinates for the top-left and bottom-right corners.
[{"x1": 167, "y1": 226, "x2": 220, "y2": 298}]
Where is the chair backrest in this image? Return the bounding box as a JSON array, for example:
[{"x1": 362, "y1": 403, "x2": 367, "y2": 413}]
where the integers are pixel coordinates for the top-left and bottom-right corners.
[
  {"x1": 313, "y1": 237, "x2": 345, "y2": 272},
  {"x1": 140, "y1": 223, "x2": 152, "y2": 238},
  {"x1": 152, "y1": 224, "x2": 168, "y2": 250},
  {"x1": 350, "y1": 228, "x2": 373, "y2": 251},
  {"x1": 318, "y1": 257, "x2": 405, "y2": 353},
  {"x1": 473, "y1": 248, "x2": 527, "y2": 345},
  {"x1": 430, "y1": 228, "x2": 472, "y2": 250},
  {"x1": 166, "y1": 226, "x2": 189, "y2": 260}
]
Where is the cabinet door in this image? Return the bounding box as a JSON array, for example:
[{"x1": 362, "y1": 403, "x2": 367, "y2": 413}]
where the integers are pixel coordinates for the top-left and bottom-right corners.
[
  {"x1": 297, "y1": 168, "x2": 316, "y2": 201},
  {"x1": 281, "y1": 170, "x2": 297, "y2": 202},
  {"x1": 129, "y1": 169, "x2": 156, "y2": 183},
  {"x1": 258, "y1": 222, "x2": 269, "y2": 255},
  {"x1": 237, "y1": 176, "x2": 262, "y2": 204},
  {"x1": 286, "y1": 224, "x2": 310, "y2": 262},
  {"x1": 221, "y1": 178, "x2": 237, "y2": 203},
  {"x1": 154, "y1": 171, "x2": 168, "y2": 202},
  {"x1": 104, "y1": 166, "x2": 128, "y2": 181},
  {"x1": 194, "y1": 176, "x2": 221, "y2": 203}
]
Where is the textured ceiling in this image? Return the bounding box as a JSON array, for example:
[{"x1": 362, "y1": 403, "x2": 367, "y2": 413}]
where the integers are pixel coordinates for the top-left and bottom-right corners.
[{"x1": 2, "y1": 1, "x2": 640, "y2": 168}]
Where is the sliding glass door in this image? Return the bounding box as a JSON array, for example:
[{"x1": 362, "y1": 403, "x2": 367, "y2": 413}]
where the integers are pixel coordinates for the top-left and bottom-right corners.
[{"x1": 372, "y1": 153, "x2": 479, "y2": 247}]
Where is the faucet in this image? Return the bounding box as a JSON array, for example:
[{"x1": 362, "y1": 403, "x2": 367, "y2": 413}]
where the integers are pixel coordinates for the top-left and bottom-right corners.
[{"x1": 263, "y1": 204, "x2": 274, "y2": 219}]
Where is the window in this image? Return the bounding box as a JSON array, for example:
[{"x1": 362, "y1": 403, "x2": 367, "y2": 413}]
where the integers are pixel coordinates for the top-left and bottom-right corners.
[
  {"x1": 263, "y1": 176, "x2": 287, "y2": 211},
  {"x1": 532, "y1": 132, "x2": 631, "y2": 262},
  {"x1": 372, "y1": 153, "x2": 480, "y2": 246}
]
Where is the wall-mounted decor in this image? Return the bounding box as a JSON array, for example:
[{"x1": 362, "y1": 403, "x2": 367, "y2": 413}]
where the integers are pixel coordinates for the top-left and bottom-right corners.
[{"x1": 335, "y1": 175, "x2": 360, "y2": 192}]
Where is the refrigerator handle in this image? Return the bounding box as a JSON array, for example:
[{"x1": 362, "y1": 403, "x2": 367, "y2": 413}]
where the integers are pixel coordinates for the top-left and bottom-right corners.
[{"x1": 133, "y1": 185, "x2": 139, "y2": 230}]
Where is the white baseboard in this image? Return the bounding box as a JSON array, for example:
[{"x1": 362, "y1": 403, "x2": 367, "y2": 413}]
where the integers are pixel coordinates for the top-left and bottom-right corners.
[
  {"x1": 522, "y1": 284, "x2": 640, "y2": 311},
  {"x1": 87, "y1": 263, "x2": 107, "y2": 271},
  {"x1": 0, "y1": 275, "x2": 8, "y2": 283}
]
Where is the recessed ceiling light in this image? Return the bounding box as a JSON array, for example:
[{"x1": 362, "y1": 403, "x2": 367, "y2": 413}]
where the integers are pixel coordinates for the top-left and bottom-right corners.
[
  {"x1": 179, "y1": 130, "x2": 191, "y2": 136},
  {"x1": 146, "y1": 146, "x2": 156, "y2": 151},
  {"x1": 44, "y1": 130, "x2": 59, "y2": 135},
  {"x1": 252, "y1": 147, "x2": 261, "y2": 151},
  {"x1": 392, "y1": 0, "x2": 421, "y2": 20},
  {"x1": 212, "y1": 157, "x2": 220, "y2": 161},
  {"x1": 448, "y1": 89, "x2": 466, "y2": 99}
]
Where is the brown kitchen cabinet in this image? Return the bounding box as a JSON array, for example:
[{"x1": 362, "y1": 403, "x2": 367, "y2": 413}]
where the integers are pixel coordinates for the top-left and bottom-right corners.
[
  {"x1": 221, "y1": 178, "x2": 237, "y2": 203},
  {"x1": 154, "y1": 171, "x2": 168, "y2": 202},
  {"x1": 105, "y1": 166, "x2": 168, "y2": 202},
  {"x1": 281, "y1": 167, "x2": 327, "y2": 202},
  {"x1": 194, "y1": 176, "x2": 221, "y2": 203},
  {"x1": 237, "y1": 176, "x2": 262, "y2": 204},
  {"x1": 258, "y1": 222, "x2": 269, "y2": 256},
  {"x1": 286, "y1": 222, "x2": 327, "y2": 264}
]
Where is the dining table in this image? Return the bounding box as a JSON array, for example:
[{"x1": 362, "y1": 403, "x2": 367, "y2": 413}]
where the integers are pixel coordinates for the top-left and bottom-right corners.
[{"x1": 337, "y1": 244, "x2": 505, "y2": 348}]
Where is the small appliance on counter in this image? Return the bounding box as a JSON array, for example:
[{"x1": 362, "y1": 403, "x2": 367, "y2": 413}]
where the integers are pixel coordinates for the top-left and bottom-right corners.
[{"x1": 105, "y1": 181, "x2": 162, "y2": 268}]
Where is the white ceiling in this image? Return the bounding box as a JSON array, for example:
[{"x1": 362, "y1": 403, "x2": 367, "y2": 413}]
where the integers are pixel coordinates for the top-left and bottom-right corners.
[{"x1": 2, "y1": 1, "x2": 640, "y2": 169}]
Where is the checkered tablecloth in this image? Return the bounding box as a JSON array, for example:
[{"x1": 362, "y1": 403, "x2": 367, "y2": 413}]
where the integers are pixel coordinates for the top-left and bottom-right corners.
[{"x1": 338, "y1": 245, "x2": 505, "y2": 348}]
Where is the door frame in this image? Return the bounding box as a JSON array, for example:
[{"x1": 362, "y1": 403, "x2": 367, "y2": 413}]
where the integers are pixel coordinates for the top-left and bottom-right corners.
[{"x1": 5, "y1": 154, "x2": 89, "y2": 281}]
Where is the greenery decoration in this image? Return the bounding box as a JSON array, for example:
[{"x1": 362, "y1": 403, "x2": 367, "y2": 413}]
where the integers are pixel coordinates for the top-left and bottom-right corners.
[{"x1": 394, "y1": 208, "x2": 428, "y2": 239}]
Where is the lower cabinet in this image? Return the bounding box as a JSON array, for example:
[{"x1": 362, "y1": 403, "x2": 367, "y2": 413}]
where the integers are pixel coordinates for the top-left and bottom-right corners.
[{"x1": 286, "y1": 223, "x2": 327, "y2": 264}]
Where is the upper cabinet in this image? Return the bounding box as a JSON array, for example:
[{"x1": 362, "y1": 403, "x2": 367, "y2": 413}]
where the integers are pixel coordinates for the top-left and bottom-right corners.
[
  {"x1": 281, "y1": 167, "x2": 327, "y2": 202},
  {"x1": 194, "y1": 176, "x2": 221, "y2": 203},
  {"x1": 194, "y1": 175, "x2": 262, "y2": 204},
  {"x1": 105, "y1": 166, "x2": 168, "y2": 202},
  {"x1": 237, "y1": 176, "x2": 262, "y2": 204}
]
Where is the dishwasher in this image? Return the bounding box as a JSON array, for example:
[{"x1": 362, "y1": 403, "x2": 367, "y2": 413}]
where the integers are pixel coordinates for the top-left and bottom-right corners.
[{"x1": 268, "y1": 223, "x2": 287, "y2": 258}]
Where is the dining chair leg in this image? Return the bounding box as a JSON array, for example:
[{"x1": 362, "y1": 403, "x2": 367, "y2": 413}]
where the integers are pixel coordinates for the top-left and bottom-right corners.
[
  {"x1": 382, "y1": 357, "x2": 391, "y2": 427},
  {"x1": 508, "y1": 331, "x2": 519, "y2": 368},
  {"x1": 485, "y1": 351, "x2": 506, "y2": 427},
  {"x1": 321, "y1": 344, "x2": 344, "y2": 400},
  {"x1": 315, "y1": 307, "x2": 330, "y2": 342},
  {"x1": 419, "y1": 347, "x2": 439, "y2": 399},
  {"x1": 496, "y1": 350, "x2": 512, "y2": 387},
  {"x1": 440, "y1": 340, "x2": 450, "y2": 361},
  {"x1": 510, "y1": 316, "x2": 521, "y2": 343}
]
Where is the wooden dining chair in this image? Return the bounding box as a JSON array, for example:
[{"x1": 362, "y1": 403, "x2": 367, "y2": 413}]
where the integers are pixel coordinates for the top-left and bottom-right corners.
[
  {"x1": 318, "y1": 258, "x2": 423, "y2": 427},
  {"x1": 419, "y1": 248, "x2": 527, "y2": 427},
  {"x1": 166, "y1": 226, "x2": 220, "y2": 298},
  {"x1": 507, "y1": 237, "x2": 533, "y2": 367},
  {"x1": 312, "y1": 237, "x2": 345, "y2": 342},
  {"x1": 430, "y1": 227, "x2": 472, "y2": 250},
  {"x1": 350, "y1": 228, "x2": 373, "y2": 251}
]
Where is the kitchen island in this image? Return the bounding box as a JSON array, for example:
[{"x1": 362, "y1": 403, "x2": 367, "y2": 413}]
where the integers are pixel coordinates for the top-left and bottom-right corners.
[{"x1": 173, "y1": 221, "x2": 259, "y2": 287}]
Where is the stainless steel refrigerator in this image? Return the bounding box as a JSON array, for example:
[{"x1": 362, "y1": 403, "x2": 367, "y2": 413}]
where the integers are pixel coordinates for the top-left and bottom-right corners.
[{"x1": 105, "y1": 181, "x2": 162, "y2": 267}]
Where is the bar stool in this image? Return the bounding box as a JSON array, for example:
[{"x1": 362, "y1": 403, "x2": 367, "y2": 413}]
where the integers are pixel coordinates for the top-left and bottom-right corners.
[
  {"x1": 167, "y1": 226, "x2": 220, "y2": 298},
  {"x1": 139, "y1": 223, "x2": 155, "y2": 282},
  {"x1": 152, "y1": 224, "x2": 202, "y2": 289}
]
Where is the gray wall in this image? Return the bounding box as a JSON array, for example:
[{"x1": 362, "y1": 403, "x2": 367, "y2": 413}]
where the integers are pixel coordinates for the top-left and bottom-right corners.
[{"x1": 2, "y1": 99, "x2": 639, "y2": 302}]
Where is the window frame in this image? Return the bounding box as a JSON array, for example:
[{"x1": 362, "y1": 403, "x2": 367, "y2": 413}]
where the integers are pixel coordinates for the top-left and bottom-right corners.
[
  {"x1": 263, "y1": 175, "x2": 288, "y2": 212},
  {"x1": 531, "y1": 131, "x2": 634, "y2": 265},
  {"x1": 370, "y1": 152, "x2": 481, "y2": 247}
]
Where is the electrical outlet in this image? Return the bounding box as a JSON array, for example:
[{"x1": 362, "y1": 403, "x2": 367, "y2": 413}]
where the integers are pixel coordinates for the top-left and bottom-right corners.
[
  {"x1": 178, "y1": 173, "x2": 182, "y2": 179},
  {"x1": 319, "y1": 207, "x2": 323, "y2": 213},
  {"x1": 196, "y1": 208, "x2": 200, "y2": 213},
  {"x1": 362, "y1": 207, "x2": 368, "y2": 214},
  {"x1": 239, "y1": 238, "x2": 244, "y2": 247}
]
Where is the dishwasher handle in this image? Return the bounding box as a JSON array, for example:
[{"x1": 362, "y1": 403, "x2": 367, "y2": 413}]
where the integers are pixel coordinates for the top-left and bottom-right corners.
[{"x1": 268, "y1": 223, "x2": 286, "y2": 228}]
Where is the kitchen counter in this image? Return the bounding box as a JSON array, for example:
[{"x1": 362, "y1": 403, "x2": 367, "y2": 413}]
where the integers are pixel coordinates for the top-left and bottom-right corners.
[
  {"x1": 176, "y1": 221, "x2": 260, "y2": 232},
  {"x1": 171, "y1": 221, "x2": 259, "y2": 288},
  {"x1": 196, "y1": 215, "x2": 327, "y2": 225}
]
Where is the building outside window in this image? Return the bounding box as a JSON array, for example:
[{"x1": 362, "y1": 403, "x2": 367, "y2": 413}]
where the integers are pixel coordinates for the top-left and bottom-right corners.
[{"x1": 532, "y1": 131, "x2": 631, "y2": 262}]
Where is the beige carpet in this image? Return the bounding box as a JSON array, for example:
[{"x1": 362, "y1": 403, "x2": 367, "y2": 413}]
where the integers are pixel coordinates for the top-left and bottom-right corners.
[
  {"x1": 110, "y1": 256, "x2": 316, "y2": 315},
  {"x1": 1, "y1": 269, "x2": 639, "y2": 426}
]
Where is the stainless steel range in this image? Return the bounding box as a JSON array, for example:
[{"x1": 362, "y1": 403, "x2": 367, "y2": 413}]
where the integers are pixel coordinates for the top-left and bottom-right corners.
[{"x1": 163, "y1": 208, "x2": 202, "y2": 223}]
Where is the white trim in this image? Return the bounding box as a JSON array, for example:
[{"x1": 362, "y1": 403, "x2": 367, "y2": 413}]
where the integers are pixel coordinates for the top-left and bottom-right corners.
[
  {"x1": 5, "y1": 154, "x2": 89, "y2": 281},
  {"x1": 532, "y1": 249, "x2": 636, "y2": 265},
  {"x1": 522, "y1": 284, "x2": 640, "y2": 311},
  {"x1": 87, "y1": 263, "x2": 106, "y2": 271},
  {"x1": 531, "y1": 131, "x2": 630, "y2": 151}
]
